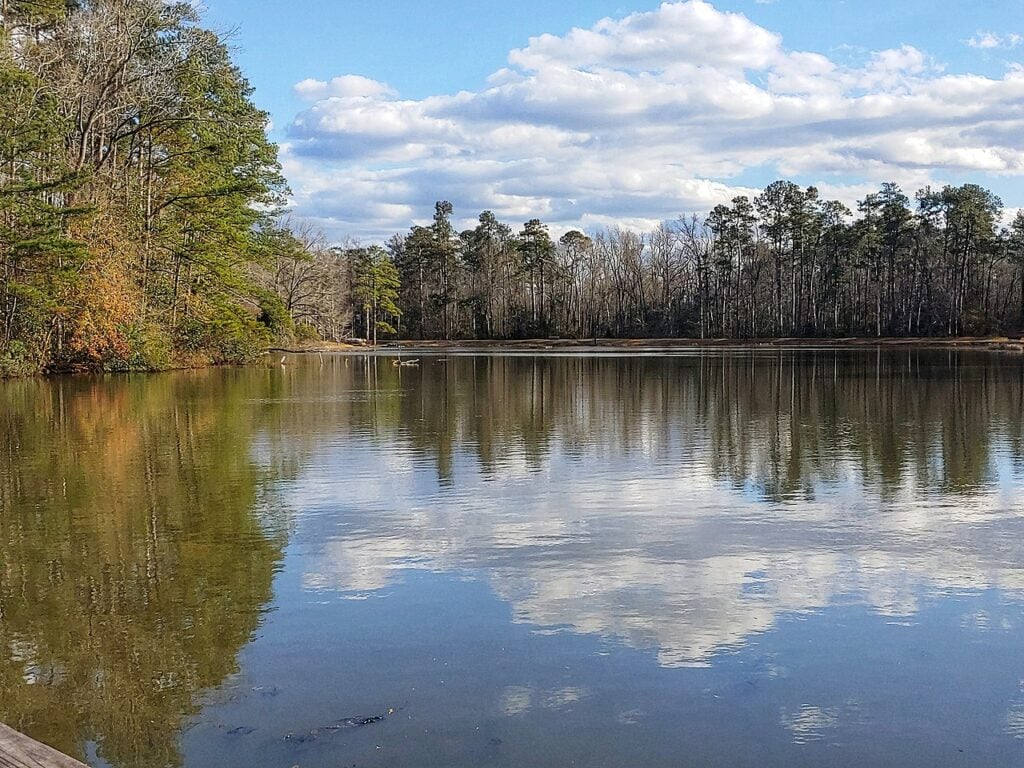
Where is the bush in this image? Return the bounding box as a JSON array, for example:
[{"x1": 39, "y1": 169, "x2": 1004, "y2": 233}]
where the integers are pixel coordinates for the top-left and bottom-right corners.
[
  {"x1": 295, "y1": 322, "x2": 320, "y2": 342},
  {"x1": 257, "y1": 292, "x2": 293, "y2": 337},
  {"x1": 177, "y1": 305, "x2": 272, "y2": 366},
  {"x1": 103, "y1": 323, "x2": 173, "y2": 372},
  {"x1": 0, "y1": 341, "x2": 38, "y2": 377}
]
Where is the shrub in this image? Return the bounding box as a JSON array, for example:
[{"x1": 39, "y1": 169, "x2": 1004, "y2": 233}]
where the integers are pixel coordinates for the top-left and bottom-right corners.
[
  {"x1": 0, "y1": 341, "x2": 37, "y2": 377},
  {"x1": 294, "y1": 322, "x2": 320, "y2": 342}
]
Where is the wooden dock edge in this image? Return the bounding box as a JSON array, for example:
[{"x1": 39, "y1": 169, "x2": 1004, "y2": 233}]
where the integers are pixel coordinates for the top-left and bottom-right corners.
[{"x1": 0, "y1": 723, "x2": 89, "y2": 768}]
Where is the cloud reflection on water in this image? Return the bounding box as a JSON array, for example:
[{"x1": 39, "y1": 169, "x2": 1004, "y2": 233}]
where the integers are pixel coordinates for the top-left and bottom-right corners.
[{"x1": 272, "y1": 352, "x2": 1024, "y2": 667}]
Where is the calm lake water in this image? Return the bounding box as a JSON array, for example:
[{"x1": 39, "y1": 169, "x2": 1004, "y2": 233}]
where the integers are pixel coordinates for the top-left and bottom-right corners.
[{"x1": 2, "y1": 350, "x2": 1024, "y2": 767}]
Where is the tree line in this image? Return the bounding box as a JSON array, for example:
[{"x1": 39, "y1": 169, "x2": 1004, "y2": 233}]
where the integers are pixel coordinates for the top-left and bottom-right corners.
[{"x1": 369, "y1": 184, "x2": 1024, "y2": 342}]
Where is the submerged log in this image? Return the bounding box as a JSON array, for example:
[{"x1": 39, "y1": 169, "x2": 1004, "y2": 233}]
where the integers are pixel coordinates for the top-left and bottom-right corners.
[{"x1": 0, "y1": 723, "x2": 89, "y2": 768}]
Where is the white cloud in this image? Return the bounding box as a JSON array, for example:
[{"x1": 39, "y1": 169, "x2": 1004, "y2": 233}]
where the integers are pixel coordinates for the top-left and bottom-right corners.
[
  {"x1": 967, "y1": 32, "x2": 1023, "y2": 50},
  {"x1": 507, "y1": 0, "x2": 782, "y2": 72},
  {"x1": 293, "y1": 75, "x2": 397, "y2": 101},
  {"x1": 281, "y1": 1, "x2": 1024, "y2": 241}
]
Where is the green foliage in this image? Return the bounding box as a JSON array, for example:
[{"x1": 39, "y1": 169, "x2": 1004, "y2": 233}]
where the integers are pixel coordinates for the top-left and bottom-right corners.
[
  {"x1": 257, "y1": 290, "x2": 294, "y2": 337},
  {"x1": 100, "y1": 323, "x2": 173, "y2": 372},
  {"x1": 352, "y1": 245, "x2": 402, "y2": 343},
  {"x1": 0, "y1": 340, "x2": 35, "y2": 377},
  {"x1": 0, "y1": 54, "x2": 87, "y2": 359},
  {"x1": 0, "y1": 0, "x2": 295, "y2": 375},
  {"x1": 178, "y1": 304, "x2": 271, "y2": 365},
  {"x1": 294, "y1": 322, "x2": 321, "y2": 342}
]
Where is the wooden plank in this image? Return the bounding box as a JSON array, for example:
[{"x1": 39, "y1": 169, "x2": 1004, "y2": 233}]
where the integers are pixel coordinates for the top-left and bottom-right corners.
[{"x1": 0, "y1": 723, "x2": 89, "y2": 768}]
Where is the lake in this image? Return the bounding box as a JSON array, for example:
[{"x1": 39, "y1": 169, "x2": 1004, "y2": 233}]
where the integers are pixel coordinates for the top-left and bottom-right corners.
[{"x1": 2, "y1": 350, "x2": 1024, "y2": 767}]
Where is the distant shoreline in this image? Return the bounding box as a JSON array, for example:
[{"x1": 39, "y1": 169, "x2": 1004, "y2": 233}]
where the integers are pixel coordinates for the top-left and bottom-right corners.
[
  {"x1": 6, "y1": 336, "x2": 1022, "y2": 381},
  {"x1": 275, "y1": 337, "x2": 1024, "y2": 354}
]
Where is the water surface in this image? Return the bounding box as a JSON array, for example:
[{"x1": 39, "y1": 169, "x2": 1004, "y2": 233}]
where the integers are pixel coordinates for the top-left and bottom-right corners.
[{"x1": 2, "y1": 350, "x2": 1024, "y2": 767}]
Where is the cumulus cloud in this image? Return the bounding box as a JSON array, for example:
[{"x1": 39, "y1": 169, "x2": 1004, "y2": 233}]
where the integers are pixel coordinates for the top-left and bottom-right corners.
[
  {"x1": 967, "y1": 32, "x2": 1023, "y2": 50},
  {"x1": 281, "y1": 0, "x2": 1024, "y2": 240},
  {"x1": 293, "y1": 74, "x2": 397, "y2": 101}
]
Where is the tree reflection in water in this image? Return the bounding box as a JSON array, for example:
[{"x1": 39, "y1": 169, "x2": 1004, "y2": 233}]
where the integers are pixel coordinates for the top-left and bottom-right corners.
[{"x1": 0, "y1": 371, "x2": 288, "y2": 768}]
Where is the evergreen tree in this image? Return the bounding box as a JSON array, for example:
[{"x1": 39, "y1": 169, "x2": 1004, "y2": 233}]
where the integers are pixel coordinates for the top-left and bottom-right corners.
[{"x1": 352, "y1": 245, "x2": 401, "y2": 345}]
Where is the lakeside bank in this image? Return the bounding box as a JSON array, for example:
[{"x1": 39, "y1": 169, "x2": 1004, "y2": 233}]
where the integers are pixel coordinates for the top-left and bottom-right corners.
[
  {"x1": 5, "y1": 337, "x2": 1023, "y2": 380},
  {"x1": 285, "y1": 337, "x2": 1024, "y2": 354}
]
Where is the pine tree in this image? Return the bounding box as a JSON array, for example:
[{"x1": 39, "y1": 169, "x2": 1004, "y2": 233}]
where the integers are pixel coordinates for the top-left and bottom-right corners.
[{"x1": 352, "y1": 245, "x2": 401, "y2": 345}]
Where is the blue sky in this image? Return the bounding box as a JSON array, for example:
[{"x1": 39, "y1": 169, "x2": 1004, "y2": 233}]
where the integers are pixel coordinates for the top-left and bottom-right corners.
[{"x1": 200, "y1": 0, "x2": 1024, "y2": 240}]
